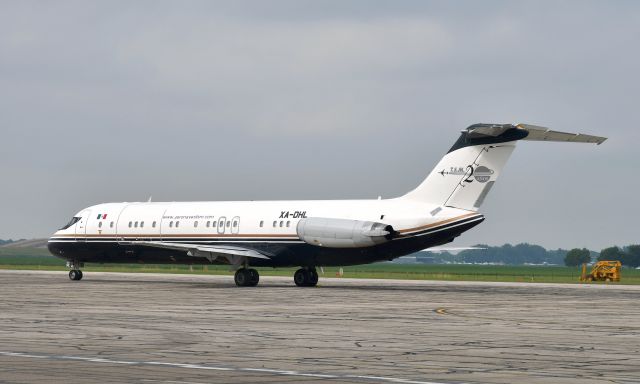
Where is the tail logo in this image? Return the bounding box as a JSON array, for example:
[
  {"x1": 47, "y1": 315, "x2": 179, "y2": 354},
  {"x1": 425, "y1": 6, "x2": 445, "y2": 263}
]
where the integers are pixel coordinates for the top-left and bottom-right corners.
[
  {"x1": 473, "y1": 166, "x2": 494, "y2": 183},
  {"x1": 439, "y1": 165, "x2": 494, "y2": 183}
]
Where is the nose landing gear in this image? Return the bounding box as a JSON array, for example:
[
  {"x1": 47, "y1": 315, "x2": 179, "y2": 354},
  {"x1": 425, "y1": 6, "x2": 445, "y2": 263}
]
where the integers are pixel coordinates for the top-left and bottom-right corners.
[
  {"x1": 294, "y1": 267, "x2": 318, "y2": 287},
  {"x1": 69, "y1": 269, "x2": 83, "y2": 281},
  {"x1": 66, "y1": 260, "x2": 84, "y2": 281}
]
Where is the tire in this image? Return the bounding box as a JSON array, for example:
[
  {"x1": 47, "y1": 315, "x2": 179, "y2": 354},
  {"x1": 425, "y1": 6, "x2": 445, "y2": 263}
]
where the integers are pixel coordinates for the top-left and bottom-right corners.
[
  {"x1": 294, "y1": 269, "x2": 308, "y2": 287},
  {"x1": 248, "y1": 269, "x2": 259, "y2": 287},
  {"x1": 234, "y1": 269, "x2": 249, "y2": 287},
  {"x1": 77, "y1": 270, "x2": 83, "y2": 281},
  {"x1": 308, "y1": 269, "x2": 319, "y2": 286},
  {"x1": 69, "y1": 270, "x2": 78, "y2": 281}
]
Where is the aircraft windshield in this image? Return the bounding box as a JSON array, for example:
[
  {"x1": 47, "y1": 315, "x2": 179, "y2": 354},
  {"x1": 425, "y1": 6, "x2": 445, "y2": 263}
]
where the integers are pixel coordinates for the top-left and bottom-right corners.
[{"x1": 60, "y1": 217, "x2": 81, "y2": 230}]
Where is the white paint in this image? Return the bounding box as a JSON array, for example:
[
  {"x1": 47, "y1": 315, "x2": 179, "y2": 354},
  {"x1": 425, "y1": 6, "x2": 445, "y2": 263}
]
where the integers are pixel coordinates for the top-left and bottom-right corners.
[{"x1": 0, "y1": 351, "x2": 455, "y2": 384}]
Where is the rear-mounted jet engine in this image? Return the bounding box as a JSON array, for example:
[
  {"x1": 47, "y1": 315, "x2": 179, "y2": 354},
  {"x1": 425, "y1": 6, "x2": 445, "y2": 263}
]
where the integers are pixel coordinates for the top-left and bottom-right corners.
[{"x1": 296, "y1": 217, "x2": 395, "y2": 248}]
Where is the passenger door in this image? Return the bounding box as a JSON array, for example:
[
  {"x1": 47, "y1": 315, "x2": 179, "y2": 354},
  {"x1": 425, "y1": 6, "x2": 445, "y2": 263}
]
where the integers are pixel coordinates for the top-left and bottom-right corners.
[
  {"x1": 217, "y1": 216, "x2": 226, "y2": 234},
  {"x1": 231, "y1": 216, "x2": 240, "y2": 234},
  {"x1": 75, "y1": 210, "x2": 91, "y2": 241}
]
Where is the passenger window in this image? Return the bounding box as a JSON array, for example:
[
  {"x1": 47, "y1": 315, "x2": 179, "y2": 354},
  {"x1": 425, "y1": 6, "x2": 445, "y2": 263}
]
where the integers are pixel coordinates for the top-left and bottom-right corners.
[
  {"x1": 141, "y1": 221, "x2": 144, "y2": 228},
  {"x1": 226, "y1": 221, "x2": 230, "y2": 228},
  {"x1": 134, "y1": 221, "x2": 138, "y2": 228},
  {"x1": 279, "y1": 221, "x2": 283, "y2": 227},
  {"x1": 98, "y1": 222, "x2": 102, "y2": 228},
  {"x1": 194, "y1": 221, "x2": 198, "y2": 228},
  {"x1": 286, "y1": 221, "x2": 290, "y2": 227},
  {"x1": 152, "y1": 221, "x2": 156, "y2": 228},
  {"x1": 129, "y1": 221, "x2": 132, "y2": 228},
  {"x1": 273, "y1": 221, "x2": 276, "y2": 227},
  {"x1": 110, "y1": 221, "x2": 114, "y2": 228},
  {"x1": 169, "y1": 221, "x2": 173, "y2": 228},
  {"x1": 233, "y1": 221, "x2": 237, "y2": 228},
  {"x1": 260, "y1": 220, "x2": 264, "y2": 227},
  {"x1": 176, "y1": 221, "x2": 180, "y2": 228},
  {"x1": 206, "y1": 221, "x2": 210, "y2": 228},
  {"x1": 212, "y1": 221, "x2": 217, "y2": 227}
]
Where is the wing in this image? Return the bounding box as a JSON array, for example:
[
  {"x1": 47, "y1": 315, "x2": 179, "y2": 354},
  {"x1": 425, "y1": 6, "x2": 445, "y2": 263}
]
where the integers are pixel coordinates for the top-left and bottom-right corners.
[{"x1": 120, "y1": 241, "x2": 270, "y2": 266}]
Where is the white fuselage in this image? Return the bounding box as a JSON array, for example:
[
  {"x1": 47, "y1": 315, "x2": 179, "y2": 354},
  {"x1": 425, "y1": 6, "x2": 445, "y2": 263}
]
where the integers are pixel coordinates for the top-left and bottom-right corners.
[
  {"x1": 48, "y1": 123, "x2": 604, "y2": 284},
  {"x1": 48, "y1": 198, "x2": 483, "y2": 268},
  {"x1": 51, "y1": 198, "x2": 475, "y2": 242}
]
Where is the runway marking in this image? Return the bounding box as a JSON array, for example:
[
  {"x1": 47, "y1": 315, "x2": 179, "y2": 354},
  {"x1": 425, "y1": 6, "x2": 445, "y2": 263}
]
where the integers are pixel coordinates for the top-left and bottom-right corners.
[{"x1": 0, "y1": 351, "x2": 455, "y2": 384}]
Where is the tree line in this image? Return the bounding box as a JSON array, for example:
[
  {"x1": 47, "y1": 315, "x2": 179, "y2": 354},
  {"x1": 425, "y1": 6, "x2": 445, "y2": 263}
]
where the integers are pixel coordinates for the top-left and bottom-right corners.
[
  {"x1": 564, "y1": 245, "x2": 640, "y2": 267},
  {"x1": 424, "y1": 243, "x2": 568, "y2": 265},
  {"x1": 422, "y1": 243, "x2": 640, "y2": 267},
  {"x1": 565, "y1": 244, "x2": 640, "y2": 268}
]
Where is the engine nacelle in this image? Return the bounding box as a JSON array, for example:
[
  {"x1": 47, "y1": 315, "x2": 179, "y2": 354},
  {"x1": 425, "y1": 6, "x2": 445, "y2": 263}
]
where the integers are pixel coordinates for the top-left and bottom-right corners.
[{"x1": 296, "y1": 217, "x2": 394, "y2": 248}]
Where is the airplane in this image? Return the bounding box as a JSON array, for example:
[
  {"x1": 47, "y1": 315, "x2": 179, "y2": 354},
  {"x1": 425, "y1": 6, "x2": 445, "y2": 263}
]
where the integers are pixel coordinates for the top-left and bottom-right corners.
[{"x1": 47, "y1": 123, "x2": 606, "y2": 287}]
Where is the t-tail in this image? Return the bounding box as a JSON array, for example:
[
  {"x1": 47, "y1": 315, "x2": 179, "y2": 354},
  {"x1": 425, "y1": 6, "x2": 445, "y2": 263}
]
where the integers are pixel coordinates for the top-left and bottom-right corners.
[{"x1": 402, "y1": 123, "x2": 607, "y2": 211}]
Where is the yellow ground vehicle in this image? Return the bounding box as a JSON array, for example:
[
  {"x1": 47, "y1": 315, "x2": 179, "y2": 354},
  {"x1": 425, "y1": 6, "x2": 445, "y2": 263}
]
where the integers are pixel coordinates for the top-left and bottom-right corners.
[{"x1": 580, "y1": 261, "x2": 621, "y2": 282}]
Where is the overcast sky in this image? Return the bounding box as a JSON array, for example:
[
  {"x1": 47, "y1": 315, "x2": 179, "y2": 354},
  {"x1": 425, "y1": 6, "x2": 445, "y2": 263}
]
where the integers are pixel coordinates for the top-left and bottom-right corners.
[{"x1": 1, "y1": 1, "x2": 638, "y2": 250}]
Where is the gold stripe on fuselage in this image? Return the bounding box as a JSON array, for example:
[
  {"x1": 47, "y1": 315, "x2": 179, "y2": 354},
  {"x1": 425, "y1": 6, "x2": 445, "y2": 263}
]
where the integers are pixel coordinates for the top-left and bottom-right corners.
[{"x1": 397, "y1": 212, "x2": 478, "y2": 235}]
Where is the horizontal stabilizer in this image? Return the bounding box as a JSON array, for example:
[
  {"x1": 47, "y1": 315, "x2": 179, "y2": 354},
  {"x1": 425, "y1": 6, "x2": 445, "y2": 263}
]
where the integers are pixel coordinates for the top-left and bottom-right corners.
[
  {"x1": 420, "y1": 246, "x2": 487, "y2": 252},
  {"x1": 516, "y1": 124, "x2": 607, "y2": 145},
  {"x1": 463, "y1": 123, "x2": 607, "y2": 145}
]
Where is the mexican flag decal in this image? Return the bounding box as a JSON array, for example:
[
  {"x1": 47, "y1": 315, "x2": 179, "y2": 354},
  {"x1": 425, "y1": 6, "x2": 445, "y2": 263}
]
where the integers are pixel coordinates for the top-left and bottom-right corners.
[{"x1": 96, "y1": 214, "x2": 107, "y2": 220}]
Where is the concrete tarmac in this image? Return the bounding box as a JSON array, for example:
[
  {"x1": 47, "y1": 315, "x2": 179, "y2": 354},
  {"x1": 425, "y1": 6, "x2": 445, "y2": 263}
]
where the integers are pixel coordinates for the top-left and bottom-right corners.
[{"x1": 0, "y1": 270, "x2": 639, "y2": 384}]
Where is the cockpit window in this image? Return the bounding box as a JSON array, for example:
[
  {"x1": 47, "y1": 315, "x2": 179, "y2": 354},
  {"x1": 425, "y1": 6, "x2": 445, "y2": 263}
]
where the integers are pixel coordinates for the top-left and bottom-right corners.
[{"x1": 60, "y1": 217, "x2": 81, "y2": 230}]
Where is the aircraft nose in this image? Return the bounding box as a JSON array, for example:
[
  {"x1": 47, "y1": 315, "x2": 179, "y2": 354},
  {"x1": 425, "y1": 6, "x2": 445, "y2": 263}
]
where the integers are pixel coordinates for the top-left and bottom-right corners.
[{"x1": 47, "y1": 232, "x2": 64, "y2": 257}]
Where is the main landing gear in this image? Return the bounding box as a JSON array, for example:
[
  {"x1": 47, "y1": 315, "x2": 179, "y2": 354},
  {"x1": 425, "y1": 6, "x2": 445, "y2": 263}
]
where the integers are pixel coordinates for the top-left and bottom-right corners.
[
  {"x1": 67, "y1": 261, "x2": 84, "y2": 281},
  {"x1": 233, "y1": 267, "x2": 318, "y2": 287},
  {"x1": 294, "y1": 268, "x2": 318, "y2": 287},
  {"x1": 234, "y1": 268, "x2": 259, "y2": 287}
]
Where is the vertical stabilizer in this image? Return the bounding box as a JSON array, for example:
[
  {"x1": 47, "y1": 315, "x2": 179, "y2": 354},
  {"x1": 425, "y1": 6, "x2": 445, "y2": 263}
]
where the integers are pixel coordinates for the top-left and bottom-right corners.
[
  {"x1": 402, "y1": 123, "x2": 606, "y2": 211},
  {"x1": 402, "y1": 124, "x2": 523, "y2": 211}
]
